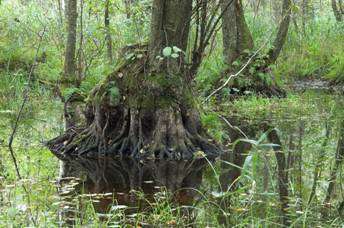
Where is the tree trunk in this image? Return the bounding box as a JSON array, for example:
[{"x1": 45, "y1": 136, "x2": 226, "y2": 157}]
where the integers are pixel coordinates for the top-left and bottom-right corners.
[
  {"x1": 268, "y1": 0, "x2": 292, "y2": 64},
  {"x1": 49, "y1": 0, "x2": 220, "y2": 161},
  {"x1": 105, "y1": 0, "x2": 113, "y2": 63},
  {"x1": 63, "y1": 0, "x2": 78, "y2": 130},
  {"x1": 215, "y1": 0, "x2": 286, "y2": 98},
  {"x1": 301, "y1": 0, "x2": 314, "y2": 33},
  {"x1": 49, "y1": 1, "x2": 226, "y2": 222},
  {"x1": 124, "y1": 0, "x2": 134, "y2": 19},
  {"x1": 272, "y1": 0, "x2": 282, "y2": 22},
  {"x1": 332, "y1": 0, "x2": 343, "y2": 22},
  {"x1": 221, "y1": 0, "x2": 254, "y2": 66},
  {"x1": 149, "y1": 0, "x2": 192, "y2": 71}
]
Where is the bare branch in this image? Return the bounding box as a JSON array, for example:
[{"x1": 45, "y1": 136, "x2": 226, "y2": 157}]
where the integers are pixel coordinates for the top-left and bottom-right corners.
[{"x1": 8, "y1": 28, "x2": 46, "y2": 180}]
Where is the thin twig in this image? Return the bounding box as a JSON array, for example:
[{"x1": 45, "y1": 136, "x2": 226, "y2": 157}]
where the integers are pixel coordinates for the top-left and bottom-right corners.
[
  {"x1": 8, "y1": 27, "x2": 46, "y2": 180},
  {"x1": 217, "y1": 114, "x2": 248, "y2": 139},
  {"x1": 203, "y1": 44, "x2": 264, "y2": 103}
]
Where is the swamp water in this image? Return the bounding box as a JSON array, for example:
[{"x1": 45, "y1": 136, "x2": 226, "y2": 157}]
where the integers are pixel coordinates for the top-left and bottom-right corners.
[
  {"x1": 51, "y1": 90, "x2": 344, "y2": 226},
  {"x1": 55, "y1": 90, "x2": 344, "y2": 225}
]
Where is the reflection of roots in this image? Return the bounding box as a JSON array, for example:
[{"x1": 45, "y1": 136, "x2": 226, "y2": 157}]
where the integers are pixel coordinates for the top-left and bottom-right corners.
[
  {"x1": 54, "y1": 158, "x2": 207, "y2": 224},
  {"x1": 63, "y1": 157, "x2": 207, "y2": 204}
]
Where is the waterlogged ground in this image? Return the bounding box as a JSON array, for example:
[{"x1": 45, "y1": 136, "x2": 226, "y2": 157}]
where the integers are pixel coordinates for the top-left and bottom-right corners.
[{"x1": 0, "y1": 89, "x2": 343, "y2": 227}]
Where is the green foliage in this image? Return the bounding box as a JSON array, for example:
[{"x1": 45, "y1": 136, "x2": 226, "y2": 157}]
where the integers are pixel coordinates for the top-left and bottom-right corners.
[
  {"x1": 274, "y1": 19, "x2": 344, "y2": 82},
  {"x1": 325, "y1": 50, "x2": 344, "y2": 83},
  {"x1": 108, "y1": 85, "x2": 120, "y2": 106},
  {"x1": 0, "y1": 0, "x2": 344, "y2": 227},
  {"x1": 196, "y1": 39, "x2": 225, "y2": 94},
  {"x1": 201, "y1": 112, "x2": 227, "y2": 143}
]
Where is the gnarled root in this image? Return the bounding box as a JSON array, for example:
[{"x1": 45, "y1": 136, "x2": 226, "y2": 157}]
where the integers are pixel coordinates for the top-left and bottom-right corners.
[{"x1": 48, "y1": 53, "x2": 220, "y2": 160}]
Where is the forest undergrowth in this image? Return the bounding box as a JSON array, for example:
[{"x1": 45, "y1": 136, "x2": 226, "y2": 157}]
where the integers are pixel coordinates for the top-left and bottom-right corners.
[{"x1": 0, "y1": 0, "x2": 344, "y2": 227}]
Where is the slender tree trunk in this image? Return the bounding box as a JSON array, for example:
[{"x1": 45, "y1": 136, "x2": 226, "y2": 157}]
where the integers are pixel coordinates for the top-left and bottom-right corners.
[
  {"x1": 76, "y1": 0, "x2": 84, "y2": 86},
  {"x1": 221, "y1": 0, "x2": 254, "y2": 66},
  {"x1": 124, "y1": 0, "x2": 133, "y2": 19},
  {"x1": 63, "y1": 0, "x2": 78, "y2": 130},
  {"x1": 105, "y1": 0, "x2": 113, "y2": 63},
  {"x1": 332, "y1": 0, "x2": 343, "y2": 22},
  {"x1": 272, "y1": 0, "x2": 282, "y2": 22},
  {"x1": 301, "y1": 0, "x2": 314, "y2": 33},
  {"x1": 57, "y1": 0, "x2": 64, "y2": 25},
  {"x1": 268, "y1": 0, "x2": 292, "y2": 63}
]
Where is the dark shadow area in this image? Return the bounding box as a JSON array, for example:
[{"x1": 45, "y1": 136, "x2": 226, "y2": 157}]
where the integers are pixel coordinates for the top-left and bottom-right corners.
[{"x1": 57, "y1": 155, "x2": 208, "y2": 224}]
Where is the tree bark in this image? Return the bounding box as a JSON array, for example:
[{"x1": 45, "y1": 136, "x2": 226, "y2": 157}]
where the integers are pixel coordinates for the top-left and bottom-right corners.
[
  {"x1": 64, "y1": 0, "x2": 77, "y2": 85},
  {"x1": 105, "y1": 0, "x2": 113, "y2": 63},
  {"x1": 215, "y1": 0, "x2": 286, "y2": 97},
  {"x1": 149, "y1": 0, "x2": 192, "y2": 72},
  {"x1": 268, "y1": 0, "x2": 292, "y2": 64},
  {"x1": 124, "y1": 0, "x2": 134, "y2": 19},
  {"x1": 332, "y1": 0, "x2": 343, "y2": 22},
  {"x1": 301, "y1": 0, "x2": 314, "y2": 33},
  {"x1": 49, "y1": 0, "x2": 220, "y2": 161},
  {"x1": 221, "y1": 0, "x2": 254, "y2": 66},
  {"x1": 63, "y1": 0, "x2": 78, "y2": 130}
]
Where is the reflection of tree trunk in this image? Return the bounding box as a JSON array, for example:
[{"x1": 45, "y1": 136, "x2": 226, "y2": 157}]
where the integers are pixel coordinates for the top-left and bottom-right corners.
[
  {"x1": 322, "y1": 120, "x2": 344, "y2": 217},
  {"x1": 219, "y1": 120, "x2": 255, "y2": 191},
  {"x1": 221, "y1": 0, "x2": 254, "y2": 66},
  {"x1": 105, "y1": 0, "x2": 113, "y2": 63},
  {"x1": 264, "y1": 126, "x2": 290, "y2": 227},
  {"x1": 218, "y1": 117, "x2": 255, "y2": 226},
  {"x1": 308, "y1": 122, "x2": 330, "y2": 205},
  {"x1": 56, "y1": 157, "x2": 207, "y2": 222},
  {"x1": 296, "y1": 121, "x2": 304, "y2": 210}
]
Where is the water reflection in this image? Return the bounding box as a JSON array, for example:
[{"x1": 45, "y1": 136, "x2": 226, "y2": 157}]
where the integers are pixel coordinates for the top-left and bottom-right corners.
[
  {"x1": 56, "y1": 156, "x2": 208, "y2": 223},
  {"x1": 54, "y1": 91, "x2": 344, "y2": 226}
]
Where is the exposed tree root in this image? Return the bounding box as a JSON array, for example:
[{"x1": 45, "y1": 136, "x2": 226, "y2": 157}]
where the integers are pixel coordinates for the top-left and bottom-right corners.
[{"x1": 48, "y1": 48, "x2": 220, "y2": 160}]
